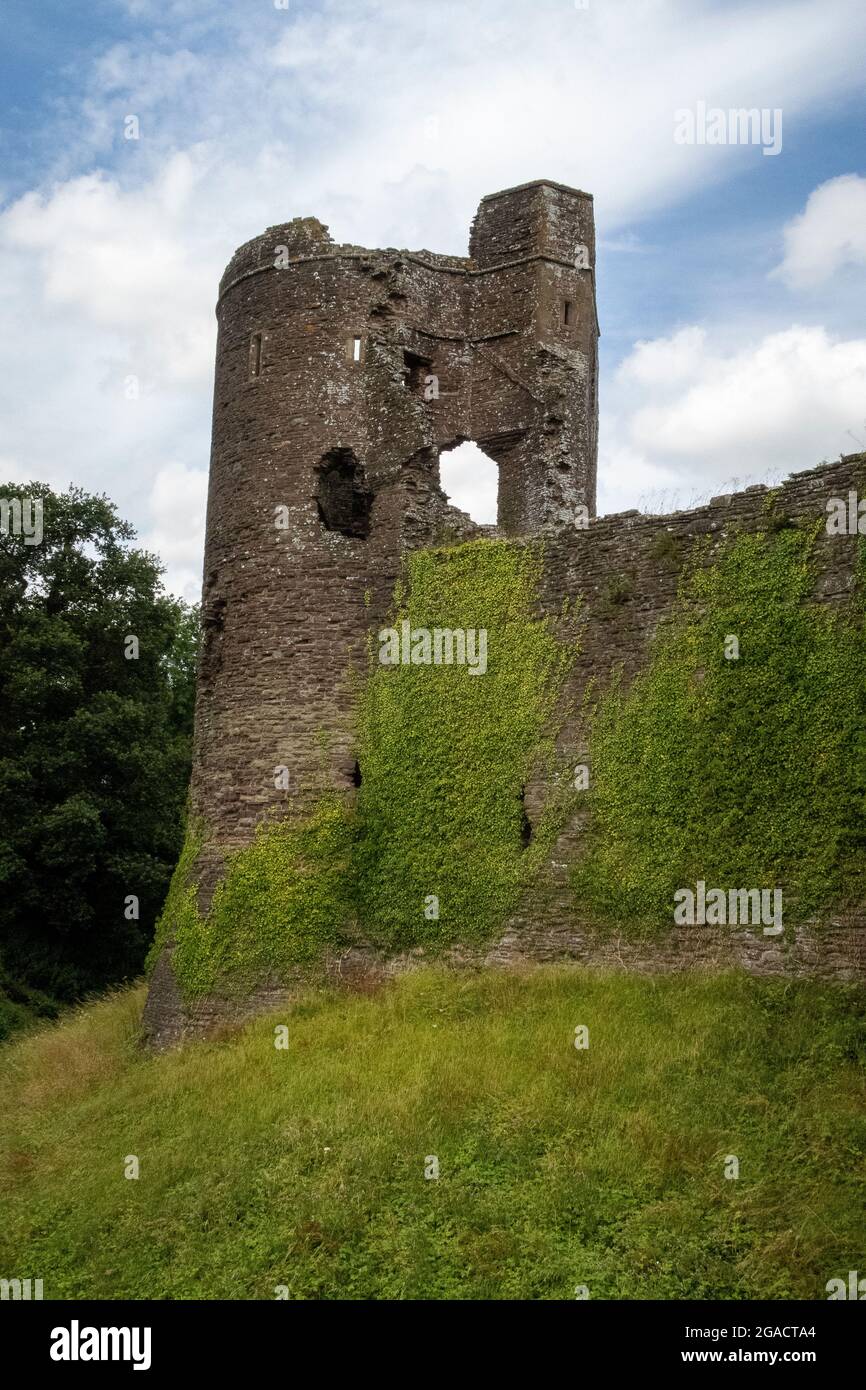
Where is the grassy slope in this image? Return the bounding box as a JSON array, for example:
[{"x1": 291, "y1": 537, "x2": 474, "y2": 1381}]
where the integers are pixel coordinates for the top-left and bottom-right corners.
[{"x1": 1, "y1": 968, "x2": 864, "y2": 1301}]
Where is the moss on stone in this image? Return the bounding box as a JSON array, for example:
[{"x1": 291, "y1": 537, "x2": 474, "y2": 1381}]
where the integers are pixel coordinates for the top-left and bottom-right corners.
[
  {"x1": 145, "y1": 818, "x2": 203, "y2": 976},
  {"x1": 573, "y1": 525, "x2": 866, "y2": 930},
  {"x1": 354, "y1": 538, "x2": 577, "y2": 949},
  {"x1": 154, "y1": 524, "x2": 866, "y2": 995},
  {"x1": 154, "y1": 538, "x2": 577, "y2": 999},
  {"x1": 161, "y1": 797, "x2": 356, "y2": 998}
]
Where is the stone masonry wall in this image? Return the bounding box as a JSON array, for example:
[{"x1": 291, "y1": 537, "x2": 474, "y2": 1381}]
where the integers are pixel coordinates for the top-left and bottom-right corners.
[
  {"x1": 141, "y1": 178, "x2": 864, "y2": 1047},
  {"x1": 189, "y1": 179, "x2": 598, "y2": 907},
  {"x1": 506, "y1": 451, "x2": 866, "y2": 984}
]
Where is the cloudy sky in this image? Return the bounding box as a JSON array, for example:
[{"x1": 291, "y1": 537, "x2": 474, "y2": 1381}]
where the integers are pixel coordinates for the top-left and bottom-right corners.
[{"x1": 1, "y1": 0, "x2": 865, "y2": 599}]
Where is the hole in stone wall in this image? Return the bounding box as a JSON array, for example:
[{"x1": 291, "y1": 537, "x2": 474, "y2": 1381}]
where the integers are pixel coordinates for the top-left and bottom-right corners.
[
  {"x1": 352, "y1": 336, "x2": 362, "y2": 362},
  {"x1": 563, "y1": 300, "x2": 572, "y2": 326},
  {"x1": 316, "y1": 448, "x2": 373, "y2": 539},
  {"x1": 402, "y1": 349, "x2": 432, "y2": 393},
  {"x1": 439, "y1": 441, "x2": 498, "y2": 525},
  {"x1": 519, "y1": 785, "x2": 532, "y2": 848},
  {"x1": 351, "y1": 760, "x2": 362, "y2": 787}
]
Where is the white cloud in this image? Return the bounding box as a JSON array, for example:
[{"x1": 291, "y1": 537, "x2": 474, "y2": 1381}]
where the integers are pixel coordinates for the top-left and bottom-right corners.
[
  {"x1": 774, "y1": 174, "x2": 866, "y2": 288},
  {"x1": 618, "y1": 326, "x2": 709, "y2": 388},
  {"x1": 0, "y1": 456, "x2": 29, "y2": 487},
  {"x1": 597, "y1": 444, "x2": 687, "y2": 517},
  {"x1": 1, "y1": 157, "x2": 217, "y2": 386},
  {"x1": 600, "y1": 323, "x2": 866, "y2": 513},
  {"x1": 440, "y1": 442, "x2": 499, "y2": 525},
  {"x1": 141, "y1": 461, "x2": 208, "y2": 602},
  {"x1": 3, "y1": 0, "x2": 866, "y2": 588}
]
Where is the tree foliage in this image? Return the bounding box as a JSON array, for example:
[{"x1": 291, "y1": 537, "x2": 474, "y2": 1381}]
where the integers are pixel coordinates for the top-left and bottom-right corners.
[{"x1": 0, "y1": 481, "x2": 198, "y2": 1031}]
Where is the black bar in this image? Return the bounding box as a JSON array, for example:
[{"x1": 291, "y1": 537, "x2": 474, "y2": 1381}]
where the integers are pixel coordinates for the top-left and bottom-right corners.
[{"x1": 2, "y1": 1298, "x2": 859, "y2": 1374}]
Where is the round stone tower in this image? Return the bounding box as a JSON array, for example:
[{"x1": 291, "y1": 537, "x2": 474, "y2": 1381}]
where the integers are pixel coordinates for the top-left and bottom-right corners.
[{"x1": 144, "y1": 180, "x2": 599, "y2": 1042}]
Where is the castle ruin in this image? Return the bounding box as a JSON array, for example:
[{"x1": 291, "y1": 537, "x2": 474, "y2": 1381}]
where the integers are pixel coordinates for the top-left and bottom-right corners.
[{"x1": 143, "y1": 181, "x2": 865, "y2": 1046}]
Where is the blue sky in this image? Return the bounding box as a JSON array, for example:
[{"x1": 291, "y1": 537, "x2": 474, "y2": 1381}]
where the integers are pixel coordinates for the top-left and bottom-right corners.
[{"x1": 1, "y1": 0, "x2": 865, "y2": 596}]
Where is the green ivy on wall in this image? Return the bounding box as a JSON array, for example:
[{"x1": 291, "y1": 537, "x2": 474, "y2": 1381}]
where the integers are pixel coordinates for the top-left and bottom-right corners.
[
  {"x1": 145, "y1": 821, "x2": 203, "y2": 978},
  {"x1": 173, "y1": 797, "x2": 356, "y2": 996},
  {"x1": 355, "y1": 539, "x2": 576, "y2": 949},
  {"x1": 572, "y1": 524, "x2": 866, "y2": 931},
  {"x1": 152, "y1": 539, "x2": 576, "y2": 999},
  {"x1": 152, "y1": 521, "x2": 866, "y2": 999}
]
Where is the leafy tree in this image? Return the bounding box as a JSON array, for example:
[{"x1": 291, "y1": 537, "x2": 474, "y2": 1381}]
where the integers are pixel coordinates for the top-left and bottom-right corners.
[{"x1": 0, "y1": 481, "x2": 198, "y2": 1028}]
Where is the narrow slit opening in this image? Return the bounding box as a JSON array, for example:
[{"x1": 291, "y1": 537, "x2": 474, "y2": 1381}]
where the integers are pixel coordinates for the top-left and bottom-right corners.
[
  {"x1": 250, "y1": 332, "x2": 263, "y2": 378},
  {"x1": 519, "y1": 785, "x2": 532, "y2": 848}
]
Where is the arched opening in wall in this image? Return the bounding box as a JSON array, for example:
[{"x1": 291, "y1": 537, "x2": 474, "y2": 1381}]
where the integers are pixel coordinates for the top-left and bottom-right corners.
[
  {"x1": 439, "y1": 441, "x2": 498, "y2": 525},
  {"x1": 316, "y1": 448, "x2": 373, "y2": 539}
]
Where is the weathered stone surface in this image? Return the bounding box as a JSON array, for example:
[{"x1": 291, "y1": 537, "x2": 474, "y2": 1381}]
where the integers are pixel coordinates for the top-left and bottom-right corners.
[{"x1": 141, "y1": 179, "x2": 866, "y2": 1048}]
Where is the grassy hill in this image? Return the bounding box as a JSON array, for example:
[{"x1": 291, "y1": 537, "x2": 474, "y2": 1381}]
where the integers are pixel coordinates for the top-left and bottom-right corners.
[{"x1": 1, "y1": 967, "x2": 863, "y2": 1300}]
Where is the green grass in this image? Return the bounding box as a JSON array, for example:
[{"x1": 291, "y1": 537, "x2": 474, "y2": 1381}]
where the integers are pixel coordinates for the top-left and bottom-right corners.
[{"x1": 1, "y1": 968, "x2": 863, "y2": 1300}]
